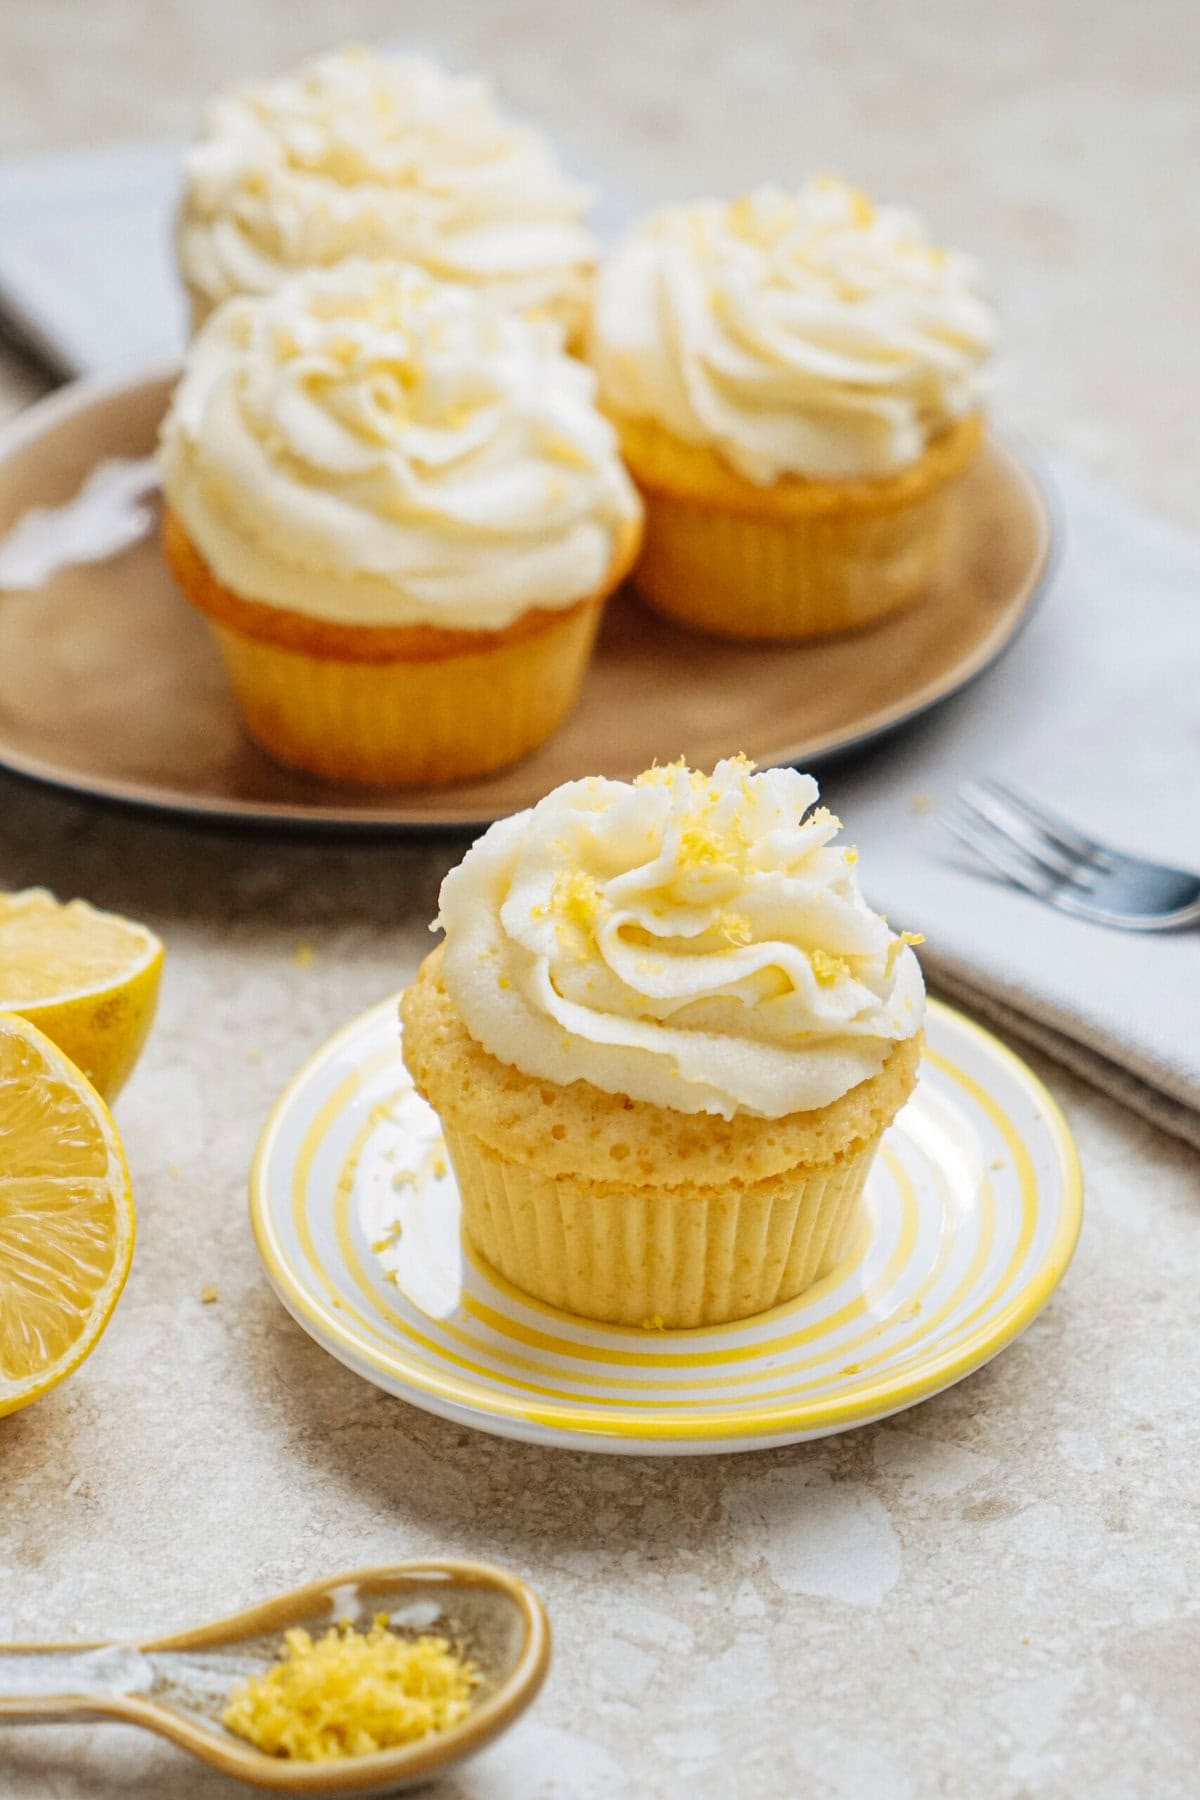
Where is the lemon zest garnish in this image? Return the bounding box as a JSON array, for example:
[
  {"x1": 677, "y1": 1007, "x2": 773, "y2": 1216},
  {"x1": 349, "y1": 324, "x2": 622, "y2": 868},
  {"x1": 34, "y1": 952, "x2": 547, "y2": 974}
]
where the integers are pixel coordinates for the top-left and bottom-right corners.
[
  {"x1": 677, "y1": 826, "x2": 730, "y2": 869},
  {"x1": 810, "y1": 948, "x2": 850, "y2": 986},
  {"x1": 719, "y1": 912, "x2": 753, "y2": 947},
  {"x1": 634, "y1": 757, "x2": 688, "y2": 787},
  {"x1": 844, "y1": 848, "x2": 859, "y2": 865},
  {"x1": 885, "y1": 931, "x2": 924, "y2": 975},
  {"x1": 849, "y1": 186, "x2": 876, "y2": 227},
  {"x1": 549, "y1": 869, "x2": 607, "y2": 949},
  {"x1": 543, "y1": 433, "x2": 591, "y2": 469},
  {"x1": 293, "y1": 941, "x2": 316, "y2": 969},
  {"x1": 221, "y1": 1621, "x2": 478, "y2": 1762},
  {"x1": 201, "y1": 1285, "x2": 219, "y2": 1305}
]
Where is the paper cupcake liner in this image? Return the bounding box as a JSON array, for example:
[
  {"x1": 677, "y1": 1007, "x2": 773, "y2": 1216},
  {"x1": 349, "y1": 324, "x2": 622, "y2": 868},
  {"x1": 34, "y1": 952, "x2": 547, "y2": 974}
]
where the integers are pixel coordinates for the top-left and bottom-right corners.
[
  {"x1": 615, "y1": 412, "x2": 981, "y2": 642},
  {"x1": 444, "y1": 1126, "x2": 880, "y2": 1328},
  {"x1": 631, "y1": 481, "x2": 961, "y2": 641},
  {"x1": 206, "y1": 598, "x2": 602, "y2": 786}
]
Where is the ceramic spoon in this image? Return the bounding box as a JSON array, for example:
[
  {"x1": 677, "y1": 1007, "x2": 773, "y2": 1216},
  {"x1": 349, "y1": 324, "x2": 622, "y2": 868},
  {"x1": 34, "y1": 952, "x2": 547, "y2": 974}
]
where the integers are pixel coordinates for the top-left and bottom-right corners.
[{"x1": 0, "y1": 1559, "x2": 550, "y2": 1795}]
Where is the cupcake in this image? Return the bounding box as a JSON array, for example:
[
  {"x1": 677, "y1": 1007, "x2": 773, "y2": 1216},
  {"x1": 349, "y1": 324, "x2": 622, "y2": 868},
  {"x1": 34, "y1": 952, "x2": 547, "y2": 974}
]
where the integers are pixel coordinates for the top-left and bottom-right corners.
[
  {"x1": 176, "y1": 46, "x2": 596, "y2": 345},
  {"x1": 159, "y1": 261, "x2": 642, "y2": 786},
  {"x1": 589, "y1": 177, "x2": 995, "y2": 640},
  {"x1": 401, "y1": 757, "x2": 925, "y2": 1327}
]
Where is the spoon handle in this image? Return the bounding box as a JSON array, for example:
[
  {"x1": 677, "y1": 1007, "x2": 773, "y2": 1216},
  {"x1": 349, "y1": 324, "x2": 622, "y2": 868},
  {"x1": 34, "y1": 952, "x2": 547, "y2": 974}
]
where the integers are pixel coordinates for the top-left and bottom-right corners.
[
  {"x1": 0, "y1": 1693, "x2": 130, "y2": 1725},
  {"x1": 0, "y1": 1642, "x2": 154, "y2": 1717}
]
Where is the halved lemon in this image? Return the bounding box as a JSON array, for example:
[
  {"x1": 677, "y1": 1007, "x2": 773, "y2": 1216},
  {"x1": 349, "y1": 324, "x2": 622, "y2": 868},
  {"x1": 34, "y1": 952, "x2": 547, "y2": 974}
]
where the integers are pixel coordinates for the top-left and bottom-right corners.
[
  {"x1": 0, "y1": 1013, "x2": 135, "y2": 1417},
  {"x1": 0, "y1": 888, "x2": 163, "y2": 1101}
]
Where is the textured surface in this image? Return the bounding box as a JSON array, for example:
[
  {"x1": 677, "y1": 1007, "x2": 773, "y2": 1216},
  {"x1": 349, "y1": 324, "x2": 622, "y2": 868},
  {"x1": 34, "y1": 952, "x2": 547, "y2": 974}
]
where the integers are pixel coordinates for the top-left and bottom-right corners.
[{"x1": 1, "y1": 4, "x2": 1198, "y2": 1797}]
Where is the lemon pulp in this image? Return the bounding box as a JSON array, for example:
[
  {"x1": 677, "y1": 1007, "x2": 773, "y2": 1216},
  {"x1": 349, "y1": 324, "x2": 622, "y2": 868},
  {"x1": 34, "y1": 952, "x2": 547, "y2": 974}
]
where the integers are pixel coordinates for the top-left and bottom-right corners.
[
  {"x1": 0, "y1": 1014, "x2": 135, "y2": 1415},
  {"x1": 0, "y1": 888, "x2": 163, "y2": 1101}
]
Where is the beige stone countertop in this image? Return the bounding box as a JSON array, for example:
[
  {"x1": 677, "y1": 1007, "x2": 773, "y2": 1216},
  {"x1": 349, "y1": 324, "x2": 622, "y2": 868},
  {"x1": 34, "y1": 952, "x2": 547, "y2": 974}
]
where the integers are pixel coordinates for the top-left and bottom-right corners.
[{"x1": 1, "y1": 5, "x2": 1198, "y2": 1797}]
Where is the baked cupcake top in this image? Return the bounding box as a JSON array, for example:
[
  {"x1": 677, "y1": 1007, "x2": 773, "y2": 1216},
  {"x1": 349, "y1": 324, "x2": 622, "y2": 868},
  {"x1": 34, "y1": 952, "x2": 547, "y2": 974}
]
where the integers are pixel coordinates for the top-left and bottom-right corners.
[
  {"x1": 159, "y1": 261, "x2": 642, "y2": 633},
  {"x1": 435, "y1": 756, "x2": 924, "y2": 1119},
  {"x1": 177, "y1": 47, "x2": 595, "y2": 335},
  {"x1": 590, "y1": 176, "x2": 995, "y2": 483}
]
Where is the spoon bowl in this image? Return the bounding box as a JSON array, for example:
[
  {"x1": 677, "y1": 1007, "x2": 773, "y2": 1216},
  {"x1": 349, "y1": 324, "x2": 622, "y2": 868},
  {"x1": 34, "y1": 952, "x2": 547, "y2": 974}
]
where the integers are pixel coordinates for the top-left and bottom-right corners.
[{"x1": 0, "y1": 1559, "x2": 550, "y2": 1793}]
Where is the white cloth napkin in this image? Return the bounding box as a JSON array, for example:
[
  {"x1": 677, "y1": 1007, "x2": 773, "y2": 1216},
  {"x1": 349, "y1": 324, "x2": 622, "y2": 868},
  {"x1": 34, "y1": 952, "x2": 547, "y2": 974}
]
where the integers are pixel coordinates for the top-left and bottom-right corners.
[
  {"x1": 829, "y1": 453, "x2": 1200, "y2": 1148},
  {"x1": 0, "y1": 140, "x2": 186, "y2": 376}
]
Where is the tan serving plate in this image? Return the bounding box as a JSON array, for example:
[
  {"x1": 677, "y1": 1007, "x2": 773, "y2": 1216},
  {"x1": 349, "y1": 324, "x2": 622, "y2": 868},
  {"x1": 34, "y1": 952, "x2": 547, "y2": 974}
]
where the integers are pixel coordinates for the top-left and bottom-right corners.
[{"x1": 0, "y1": 368, "x2": 1053, "y2": 832}]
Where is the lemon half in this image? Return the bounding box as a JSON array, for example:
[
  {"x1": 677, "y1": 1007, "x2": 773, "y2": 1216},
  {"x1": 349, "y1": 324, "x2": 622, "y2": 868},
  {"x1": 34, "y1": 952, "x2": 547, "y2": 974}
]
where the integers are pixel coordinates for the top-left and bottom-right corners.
[
  {"x1": 0, "y1": 888, "x2": 163, "y2": 1101},
  {"x1": 0, "y1": 1013, "x2": 135, "y2": 1417}
]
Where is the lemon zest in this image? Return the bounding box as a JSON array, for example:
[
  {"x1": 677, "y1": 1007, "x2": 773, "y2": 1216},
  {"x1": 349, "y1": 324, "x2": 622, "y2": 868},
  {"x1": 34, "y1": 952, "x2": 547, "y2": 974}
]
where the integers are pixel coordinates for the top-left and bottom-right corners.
[
  {"x1": 719, "y1": 912, "x2": 754, "y2": 947},
  {"x1": 810, "y1": 948, "x2": 850, "y2": 986},
  {"x1": 221, "y1": 1620, "x2": 478, "y2": 1762}
]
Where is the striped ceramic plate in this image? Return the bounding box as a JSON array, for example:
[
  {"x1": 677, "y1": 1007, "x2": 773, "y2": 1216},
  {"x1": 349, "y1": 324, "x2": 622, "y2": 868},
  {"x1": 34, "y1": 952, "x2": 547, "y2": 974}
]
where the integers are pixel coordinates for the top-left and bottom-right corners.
[{"x1": 251, "y1": 997, "x2": 1082, "y2": 1455}]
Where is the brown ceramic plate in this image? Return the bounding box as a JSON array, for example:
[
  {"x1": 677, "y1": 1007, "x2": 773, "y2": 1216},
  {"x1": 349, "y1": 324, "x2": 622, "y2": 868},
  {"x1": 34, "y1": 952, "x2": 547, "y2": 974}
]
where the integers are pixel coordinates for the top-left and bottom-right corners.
[{"x1": 0, "y1": 367, "x2": 1053, "y2": 834}]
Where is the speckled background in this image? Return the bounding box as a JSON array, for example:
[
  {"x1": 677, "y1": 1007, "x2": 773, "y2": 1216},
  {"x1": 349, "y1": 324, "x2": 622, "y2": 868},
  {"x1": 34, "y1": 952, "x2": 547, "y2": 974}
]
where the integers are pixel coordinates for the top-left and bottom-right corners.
[{"x1": 1, "y1": 5, "x2": 1198, "y2": 1797}]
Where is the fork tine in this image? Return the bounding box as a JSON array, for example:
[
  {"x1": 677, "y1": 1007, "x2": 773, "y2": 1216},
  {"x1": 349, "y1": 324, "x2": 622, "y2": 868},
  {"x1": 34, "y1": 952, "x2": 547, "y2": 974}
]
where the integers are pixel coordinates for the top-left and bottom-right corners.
[
  {"x1": 942, "y1": 809, "x2": 1057, "y2": 900},
  {"x1": 976, "y1": 778, "x2": 1108, "y2": 864},
  {"x1": 959, "y1": 784, "x2": 1098, "y2": 891}
]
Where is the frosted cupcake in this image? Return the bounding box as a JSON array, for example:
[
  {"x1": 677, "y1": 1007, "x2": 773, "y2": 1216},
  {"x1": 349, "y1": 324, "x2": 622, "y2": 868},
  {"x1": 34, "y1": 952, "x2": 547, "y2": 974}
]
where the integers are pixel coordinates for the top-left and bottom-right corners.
[
  {"x1": 177, "y1": 46, "x2": 596, "y2": 345},
  {"x1": 159, "y1": 261, "x2": 642, "y2": 785},
  {"x1": 401, "y1": 757, "x2": 924, "y2": 1327},
  {"x1": 589, "y1": 177, "x2": 995, "y2": 640}
]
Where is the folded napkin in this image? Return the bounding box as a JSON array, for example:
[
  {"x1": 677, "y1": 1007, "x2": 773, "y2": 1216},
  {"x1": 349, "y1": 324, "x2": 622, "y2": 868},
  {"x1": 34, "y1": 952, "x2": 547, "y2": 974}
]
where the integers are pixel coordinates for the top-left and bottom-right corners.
[
  {"x1": 829, "y1": 454, "x2": 1200, "y2": 1149},
  {"x1": 0, "y1": 140, "x2": 186, "y2": 377}
]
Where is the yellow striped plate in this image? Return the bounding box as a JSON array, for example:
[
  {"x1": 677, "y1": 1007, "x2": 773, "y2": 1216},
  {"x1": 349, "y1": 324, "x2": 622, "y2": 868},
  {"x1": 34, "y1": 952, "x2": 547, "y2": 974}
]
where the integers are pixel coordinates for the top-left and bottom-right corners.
[{"x1": 251, "y1": 998, "x2": 1082, "y2": 1455}]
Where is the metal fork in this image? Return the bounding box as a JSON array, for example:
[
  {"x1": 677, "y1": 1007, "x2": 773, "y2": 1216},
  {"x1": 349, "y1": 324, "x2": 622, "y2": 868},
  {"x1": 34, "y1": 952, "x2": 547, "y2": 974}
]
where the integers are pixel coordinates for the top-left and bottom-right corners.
[{"x1": 944, "y1": 779, "x2": 1200, "y2": 931}]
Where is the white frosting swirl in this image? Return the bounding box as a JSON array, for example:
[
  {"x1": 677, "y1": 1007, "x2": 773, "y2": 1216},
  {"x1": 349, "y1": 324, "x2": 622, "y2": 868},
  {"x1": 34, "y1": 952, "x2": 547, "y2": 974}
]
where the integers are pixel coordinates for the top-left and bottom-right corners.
[
  {"x1": 177, "y1": 47, "x2": 596, "y2": 332},
  {"x1": 159, "y1": 261, "x2": 641, "y2": 631},
  {"x1": 591, "y1": 177, "x2": 996, "y2": 482},
  {"x1": 437, "y1": 757, "x2": 925, "y2": 1119}
]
